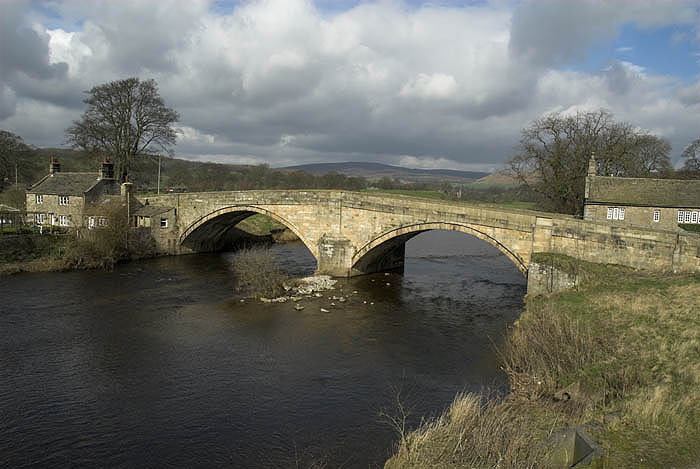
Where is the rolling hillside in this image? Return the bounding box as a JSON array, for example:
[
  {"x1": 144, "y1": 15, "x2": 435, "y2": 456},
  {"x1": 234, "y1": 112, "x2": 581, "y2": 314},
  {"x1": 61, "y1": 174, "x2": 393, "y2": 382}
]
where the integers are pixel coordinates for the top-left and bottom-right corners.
[{"x1": 281, "y1": 162, "x2": 488, "y2": 184}]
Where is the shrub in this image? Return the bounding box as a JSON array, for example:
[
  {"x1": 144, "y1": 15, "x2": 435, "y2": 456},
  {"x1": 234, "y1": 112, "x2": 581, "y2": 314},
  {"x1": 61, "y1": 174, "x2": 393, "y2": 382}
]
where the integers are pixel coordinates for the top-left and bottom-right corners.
[{"x1": 231, "y1": 246, "x2": 290, "y2": 298}]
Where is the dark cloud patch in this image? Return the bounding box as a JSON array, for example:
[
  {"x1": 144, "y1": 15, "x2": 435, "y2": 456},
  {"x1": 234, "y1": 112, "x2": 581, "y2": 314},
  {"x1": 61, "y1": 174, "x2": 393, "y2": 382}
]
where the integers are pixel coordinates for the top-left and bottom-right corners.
[{"x1": 509, "y1": 0, "x2": 617, "y2": 67}]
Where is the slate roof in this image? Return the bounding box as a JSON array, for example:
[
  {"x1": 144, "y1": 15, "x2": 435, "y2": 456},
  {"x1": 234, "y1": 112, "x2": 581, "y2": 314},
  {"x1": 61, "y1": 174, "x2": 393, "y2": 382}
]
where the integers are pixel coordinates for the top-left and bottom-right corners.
[
  {"x1": 133, "y1": 205, "x2": 173, "y2": 217},
  {"x1": 28, "y1": 172, "x2": 102, "y2": 196},
  {"x1": 587, "y1": 176, "x2": 700, "y2": 208}
]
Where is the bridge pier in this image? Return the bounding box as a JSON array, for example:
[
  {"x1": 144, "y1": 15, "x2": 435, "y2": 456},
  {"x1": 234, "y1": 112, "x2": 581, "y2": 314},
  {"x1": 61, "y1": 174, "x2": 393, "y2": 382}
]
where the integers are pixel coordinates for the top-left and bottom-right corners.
[{"x1": 317, "y1": 235, "x2": 355, "y2": 277}]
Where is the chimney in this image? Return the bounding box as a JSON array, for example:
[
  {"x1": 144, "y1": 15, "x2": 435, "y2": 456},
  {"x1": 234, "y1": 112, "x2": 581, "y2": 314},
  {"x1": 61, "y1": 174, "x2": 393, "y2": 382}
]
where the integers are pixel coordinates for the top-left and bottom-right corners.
[
  {"x1": 49, "y1": 156, "x2": 60, "y2": 175},
  {"x1": 100, "y1": 157, "x2": 115, "y2": 179},
  {"x1": 587, "y1": 152, "x2": 597, "y2": 177},
  {"x1": 121, "y1": 175, "x2": 135, "y2": 223},
  {"x1": 120, "y1": 175, "x2": 133, "y2": 198},
  {"x1": 583, "y1": 152, "x2": 596, "y2": 220}
]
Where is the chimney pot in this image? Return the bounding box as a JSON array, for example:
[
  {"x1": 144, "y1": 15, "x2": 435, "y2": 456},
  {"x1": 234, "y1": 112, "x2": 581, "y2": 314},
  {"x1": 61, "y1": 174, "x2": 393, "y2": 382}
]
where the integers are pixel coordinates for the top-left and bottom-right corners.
[
  {"x1": 100, "y1": 156, "x2": 114, "y2": 179},
  {"x1": 49, "y1": 156, "x2": 60, "y2": 174}
]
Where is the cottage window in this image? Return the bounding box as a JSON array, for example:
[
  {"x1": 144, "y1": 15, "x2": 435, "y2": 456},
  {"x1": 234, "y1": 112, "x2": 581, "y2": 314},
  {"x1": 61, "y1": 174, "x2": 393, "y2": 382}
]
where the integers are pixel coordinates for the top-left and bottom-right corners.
[
  {"x1": 678, "y1": 210, "x2": 684, "y2": 223},
  {"x1": 692, "y1": 212, "x2": 699, "y2": 224},
  {"x1": 619, "y1": 208, "x2": 625, "y2": 220},
  {"x1": 606, "y1": 207, "x2": 614, "y2": 220},
  {"x1": 59, "y1": 215, "x2": 69, "y2": 226},
  {"x1": 160, "y1": 218, "x2": 168, "y2": 228},
  {"x1": 653, "y1": 210, "x2": 660, "y2": 222},
  {"x1": 35, "y1": 213, "x2": 46, "y2": 225},
  {"x1": 685, "y1": 211, "x2": 692, "y2": 223},
  {"x1": 58, "y1": 195, "x2": 69, "y2": 205},
  {"x1": 98, "y1": 217, "x2": 107, "y2": 226},
  {"x1": 88, "y1": 216, "x2": 95, "y2": 229},
  {"x1": 36, "y1": 194, "x2": 43, "y2": 204}
]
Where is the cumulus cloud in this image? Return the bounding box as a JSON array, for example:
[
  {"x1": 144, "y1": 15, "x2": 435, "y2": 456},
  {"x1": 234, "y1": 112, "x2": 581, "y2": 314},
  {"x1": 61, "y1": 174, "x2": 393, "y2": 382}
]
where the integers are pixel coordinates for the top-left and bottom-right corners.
[{"x1": 1, "y1": 0, "x2": 700, "y2": 170}]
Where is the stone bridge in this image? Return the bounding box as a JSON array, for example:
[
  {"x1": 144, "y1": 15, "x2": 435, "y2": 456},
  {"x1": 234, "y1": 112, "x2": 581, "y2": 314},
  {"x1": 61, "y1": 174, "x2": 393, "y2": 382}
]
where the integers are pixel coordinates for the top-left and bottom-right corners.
[{"x1": 138, "y1": 190, "x2": 700, "y2": 279}]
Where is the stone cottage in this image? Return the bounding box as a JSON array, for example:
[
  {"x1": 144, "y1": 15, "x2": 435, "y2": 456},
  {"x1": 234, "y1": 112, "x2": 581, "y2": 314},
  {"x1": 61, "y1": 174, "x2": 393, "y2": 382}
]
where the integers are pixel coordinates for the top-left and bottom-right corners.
[
  {"x1": 26, "y1": 157, "x2": 123, "y2": 228},
  {"x1": 133, "y1": 203, "x2": 178, "y2": 251},
  {"x1": 583, "y1": 154, "x2": 700, "y2": 230}
]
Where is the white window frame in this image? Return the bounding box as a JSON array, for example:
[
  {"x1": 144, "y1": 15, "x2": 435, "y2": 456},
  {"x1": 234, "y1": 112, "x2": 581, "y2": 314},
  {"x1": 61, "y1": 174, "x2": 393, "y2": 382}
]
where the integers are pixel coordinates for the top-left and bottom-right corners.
[
  {"x1": 59, "y1": 215, "x2": 69, "y2": 226},
  {"x1": 98, "y1": 217, "x2": 107, "y2": 226},
  {"x1": 160, "y1": 217, "x2": 168, "y2": 228},
  {"x1": 612, "y1": 207, "x2": 619, "y2": 220},
  {"x1": 653, "y1": 210, "x2": 660, "y2": 223},
  {"x1": 35, "y1": 213, "x2": 46, "y2": 225},
  {"x1": 619, "y1": 207, "x2": 625, "y2": 220},
  {"x1": 607, "y1": 207, "x2": 614, "y2": 220},
  {"x1": 88, "y1": 216, "x2": 95, "y2": 229},
  {"x1": 58, "y1": 195, "x2": 69, "y2": 206},
  {"x1": 36, "y1": 194, "x2": 43, "y2": 204},
  {"x1": 685, "y1": 211, "x2": 692, "y2": 223},
  {"x1": 678, "y1": 210, "x2": 684, "y2": 223},
  {"x1": 692, "y1": 212, "x2": 699, "y2": 224}
]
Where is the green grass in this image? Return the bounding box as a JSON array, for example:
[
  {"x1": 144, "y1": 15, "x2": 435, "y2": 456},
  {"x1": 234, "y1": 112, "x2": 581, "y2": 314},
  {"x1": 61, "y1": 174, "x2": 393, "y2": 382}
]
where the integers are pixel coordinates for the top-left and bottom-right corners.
[
  {"x1": 471, "y1": 200, "x2": 540, "y2": 210},
  {"x1": 363, "y1": 188, "x2": 449, "y2": 200},
  {"x1": 387, "y1": 256, "x2": 700, "y2": 468},
  {"x1": 235, "y1": 214, "x2": 287, "y2": 236},
  {"x1": 679, "y1": 223, "x2": 700, "y2": 233}
]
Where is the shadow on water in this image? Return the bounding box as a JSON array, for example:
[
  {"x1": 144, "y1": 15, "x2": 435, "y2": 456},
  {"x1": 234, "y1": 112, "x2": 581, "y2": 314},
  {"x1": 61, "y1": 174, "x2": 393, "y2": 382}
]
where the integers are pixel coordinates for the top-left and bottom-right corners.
[{"x1": 0, "y1": 230, "x2": 525, "y2": 468}]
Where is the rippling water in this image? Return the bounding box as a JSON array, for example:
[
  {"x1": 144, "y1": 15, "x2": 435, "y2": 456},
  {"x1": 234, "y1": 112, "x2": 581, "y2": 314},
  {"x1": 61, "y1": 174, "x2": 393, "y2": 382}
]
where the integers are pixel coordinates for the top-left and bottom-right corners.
[{"x1": 0, "y1": 230, "x2": 525, "y2": 467}]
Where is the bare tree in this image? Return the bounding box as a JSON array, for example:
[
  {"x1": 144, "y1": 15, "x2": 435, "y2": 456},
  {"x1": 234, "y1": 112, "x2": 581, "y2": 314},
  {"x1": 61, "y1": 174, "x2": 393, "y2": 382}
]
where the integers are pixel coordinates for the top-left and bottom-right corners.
[
  {"x1": 508, "y1": 109, "x2": 672, "y2": 215},
  {"x1": 66, "y1": 78, "x2": 179, "y2": 182},
  {"x1": 681, "y1": 139, "x2": 700, "y2": 174},
  {"x1": 0, "y1": 130, "x2": 34, "y2": 189}
]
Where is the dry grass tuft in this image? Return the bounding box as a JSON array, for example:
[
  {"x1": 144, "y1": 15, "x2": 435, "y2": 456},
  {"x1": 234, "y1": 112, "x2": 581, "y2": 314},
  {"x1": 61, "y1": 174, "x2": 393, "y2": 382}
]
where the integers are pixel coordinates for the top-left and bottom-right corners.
[{"x1": 385, "y1": 393, "x2": 551, "y2": 469}]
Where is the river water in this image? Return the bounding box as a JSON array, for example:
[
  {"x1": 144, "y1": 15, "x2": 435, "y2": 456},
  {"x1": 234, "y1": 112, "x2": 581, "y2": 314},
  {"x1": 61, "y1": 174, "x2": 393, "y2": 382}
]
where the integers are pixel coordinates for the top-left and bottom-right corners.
[{"x1": 1, "y1": 230, "x2": 525, "y2": 468}]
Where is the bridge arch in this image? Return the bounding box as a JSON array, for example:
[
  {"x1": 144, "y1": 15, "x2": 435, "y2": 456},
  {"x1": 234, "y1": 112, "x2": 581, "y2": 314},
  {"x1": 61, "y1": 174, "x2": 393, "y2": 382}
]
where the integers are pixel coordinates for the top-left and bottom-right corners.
[
  {"x1": 179, "y1": 205, "x2": 317, "y2": 260},
  {"x1": 351, "y1": 222, "x2": 527, "y2": 275}
]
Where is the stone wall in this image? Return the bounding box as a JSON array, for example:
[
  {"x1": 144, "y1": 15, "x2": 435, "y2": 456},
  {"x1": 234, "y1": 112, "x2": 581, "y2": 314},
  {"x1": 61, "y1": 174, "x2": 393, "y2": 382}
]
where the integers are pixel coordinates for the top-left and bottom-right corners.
[
  {"x1": 26, "y1": 192, "x2": 85, "y2": 227},
  {"x1": 526, "y1": 261, "x2": 580, "y2": 295},
  {"x1": 584, "y1": 203, "x2": 684, "y2": 231}
]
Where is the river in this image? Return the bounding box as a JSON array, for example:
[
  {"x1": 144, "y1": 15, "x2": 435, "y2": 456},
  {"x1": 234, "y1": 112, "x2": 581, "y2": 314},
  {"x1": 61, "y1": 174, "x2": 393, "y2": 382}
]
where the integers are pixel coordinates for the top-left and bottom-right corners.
[{"x1": 0, "y1": 230, "x2": 526, "y2": 468}]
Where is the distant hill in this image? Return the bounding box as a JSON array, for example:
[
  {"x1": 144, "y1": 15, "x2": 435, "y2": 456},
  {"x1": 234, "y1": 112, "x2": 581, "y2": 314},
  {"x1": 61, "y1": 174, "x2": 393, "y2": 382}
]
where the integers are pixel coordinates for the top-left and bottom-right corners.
[
  {"x1": 472, "y1": 170, "x2": 538, "y2": 187},
  {"x1": 281, "y1": 162, "x2": 488, "y2": 184},
  {"x1": 471, "y1": 171, "x2": 521, "y2": 187}
]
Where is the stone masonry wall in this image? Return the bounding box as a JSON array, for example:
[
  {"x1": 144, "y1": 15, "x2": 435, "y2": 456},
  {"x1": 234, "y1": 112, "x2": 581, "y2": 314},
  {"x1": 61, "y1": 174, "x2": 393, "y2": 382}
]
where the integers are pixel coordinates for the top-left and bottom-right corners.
[
  {"x1": 584, "y1": 203, "x2": 683, "y2": 231},
  {"x1": 26, "y1": 192, "x2": 85, "y2": 227}
]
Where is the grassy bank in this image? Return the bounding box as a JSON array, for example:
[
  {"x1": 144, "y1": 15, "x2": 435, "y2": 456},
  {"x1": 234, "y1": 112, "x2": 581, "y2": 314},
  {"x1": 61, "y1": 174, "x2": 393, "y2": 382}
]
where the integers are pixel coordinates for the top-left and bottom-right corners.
[
  {"x1": 0, "y1": 224, "x2": 155, "y2": 276},
  {"x1": 386, "y1": 255, "x2": 700, "y2": 468},
  {"x1": 236, "y1": 214, "x2": 299, "y2": 242}
]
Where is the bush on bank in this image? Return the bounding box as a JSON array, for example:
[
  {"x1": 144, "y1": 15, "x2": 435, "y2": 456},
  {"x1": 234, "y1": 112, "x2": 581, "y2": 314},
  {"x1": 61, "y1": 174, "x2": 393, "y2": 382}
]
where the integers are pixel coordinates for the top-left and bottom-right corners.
[{"x1": 386, "y1": 256, "x2": 700, "y2": 468}]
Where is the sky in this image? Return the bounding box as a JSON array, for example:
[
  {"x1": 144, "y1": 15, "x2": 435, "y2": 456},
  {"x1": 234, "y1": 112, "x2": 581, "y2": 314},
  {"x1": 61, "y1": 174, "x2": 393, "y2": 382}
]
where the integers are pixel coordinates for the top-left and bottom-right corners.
[{"x1": 1, "y1": 0, "x2": 700, "y2": 172}]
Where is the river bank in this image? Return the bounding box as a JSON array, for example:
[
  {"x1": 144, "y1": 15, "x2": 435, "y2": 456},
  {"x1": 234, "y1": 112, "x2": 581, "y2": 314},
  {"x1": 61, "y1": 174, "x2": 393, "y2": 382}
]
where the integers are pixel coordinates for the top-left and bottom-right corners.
[
  {"x1": 0, "y1": 214, "x2": 296, "y2": 277},
  {"x1": 386, "y1": 254, "x2": 700, "y2": 468}
]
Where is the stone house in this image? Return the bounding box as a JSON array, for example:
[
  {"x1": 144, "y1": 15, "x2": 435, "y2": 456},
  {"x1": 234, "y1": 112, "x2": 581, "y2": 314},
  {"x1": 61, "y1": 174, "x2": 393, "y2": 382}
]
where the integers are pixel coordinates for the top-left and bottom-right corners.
[
  {"x1": 26, "y1": 157, "x2": 122, "y2": 228},
  {"x1": 583, "y1": 154, "x2": 700, "y2": 230},
  {"x1": 132, "y1": 201, "x2": 178, "y2": 253}
]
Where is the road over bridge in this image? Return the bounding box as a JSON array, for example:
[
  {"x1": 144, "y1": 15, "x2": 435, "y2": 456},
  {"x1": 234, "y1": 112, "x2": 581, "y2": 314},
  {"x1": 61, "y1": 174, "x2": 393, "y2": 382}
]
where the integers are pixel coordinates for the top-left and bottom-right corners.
[{"x1": 138, "y1": 190, "x2": 700, "y2": 279}]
